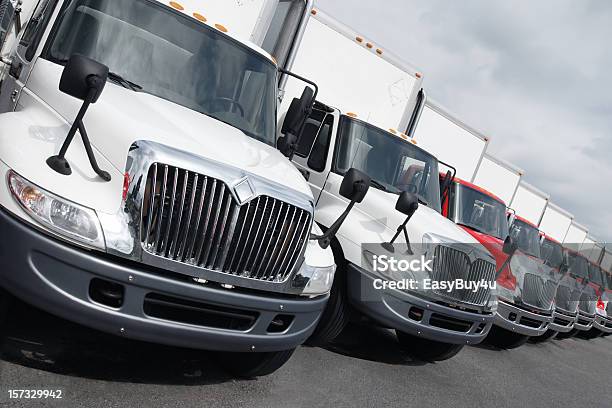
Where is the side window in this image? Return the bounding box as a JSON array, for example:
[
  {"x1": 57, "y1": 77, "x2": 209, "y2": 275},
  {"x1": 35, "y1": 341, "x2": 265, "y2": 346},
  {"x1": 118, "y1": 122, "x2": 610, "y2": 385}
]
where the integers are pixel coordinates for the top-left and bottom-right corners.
[
  {"x1": 19, "y1": 0, "x2": 55, "y2": 61},
  {"x1": 307, "y1": 114, "x2": 334, "y2": 172},
  {"x1": 295, "y1": 108, "x2": 325, "y2": 157}
]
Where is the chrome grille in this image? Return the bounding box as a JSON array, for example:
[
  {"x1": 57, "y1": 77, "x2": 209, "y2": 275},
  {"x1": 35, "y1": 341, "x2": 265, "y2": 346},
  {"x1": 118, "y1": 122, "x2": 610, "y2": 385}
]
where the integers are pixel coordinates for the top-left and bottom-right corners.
[
  {"x1": 522, "y1": 273, "x2": 556, "y2": 310},
  {"x1": 555, "y1": 285, "x2": 572, "y2": 311},
  {"x1": 141, "y1": 163, "x2": 311, "y2": 282},
  {"x1": 431, "y1": 246, "x2": 496, "y2": 306},
  {"x1": 578, "y1": 290, "x2": 597, "y2": 315}
]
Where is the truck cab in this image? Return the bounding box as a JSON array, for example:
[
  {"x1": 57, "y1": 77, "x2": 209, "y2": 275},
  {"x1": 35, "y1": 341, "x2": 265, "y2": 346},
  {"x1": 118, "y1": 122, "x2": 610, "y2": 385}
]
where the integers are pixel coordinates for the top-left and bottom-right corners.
[
  {"x1": 592, "y1": 265, "x2": 611, "y2": 335},
  {"x1": 441, "y1": 177, "x2": 557, "y2": 348},
  {"x1": 538, "y1": 234, "x2": 579, "y2": 334},
  {"x1": 291, "y1": 105, "x2": 498, "y2": 361},
  {"x1": 0, "y1": 0, "x2": 341, "y2": 377}
]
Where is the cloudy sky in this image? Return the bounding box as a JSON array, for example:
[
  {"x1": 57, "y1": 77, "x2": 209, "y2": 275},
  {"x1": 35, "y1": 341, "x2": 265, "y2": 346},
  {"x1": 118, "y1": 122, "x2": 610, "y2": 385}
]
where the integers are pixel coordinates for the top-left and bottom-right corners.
[{"x1": 320, "y1": 0, "x2": 612, "y2": 243}]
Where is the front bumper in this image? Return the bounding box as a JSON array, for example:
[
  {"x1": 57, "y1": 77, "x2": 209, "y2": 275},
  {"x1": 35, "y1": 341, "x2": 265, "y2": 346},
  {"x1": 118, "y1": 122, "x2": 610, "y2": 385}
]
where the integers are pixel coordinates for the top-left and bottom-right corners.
[
  {"x1": 346, "y1": 263, "x2": 494, "y2": 345},
  {"x1": 0, "y1": 207, "x2": 328, "y2": 352},
  {"x1": 493, "y1": 299, "x2": 553, "y2": 337},
  {"x1": 593, "y1": 314, "x2": 612, "y2": 334},
  {"x1": 574, "y1": 310, "x2": 595, "y2": 331},
  {"x1": 548, "y1": 308, "x2": 577, "y2": 333}
]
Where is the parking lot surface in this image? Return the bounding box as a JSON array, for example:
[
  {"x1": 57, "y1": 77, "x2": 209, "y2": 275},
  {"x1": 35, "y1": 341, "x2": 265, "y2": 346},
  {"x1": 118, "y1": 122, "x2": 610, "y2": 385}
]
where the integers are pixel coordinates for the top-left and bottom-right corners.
[{"x1": 0, "y1": 298, "x2": 610, "y2": 408}]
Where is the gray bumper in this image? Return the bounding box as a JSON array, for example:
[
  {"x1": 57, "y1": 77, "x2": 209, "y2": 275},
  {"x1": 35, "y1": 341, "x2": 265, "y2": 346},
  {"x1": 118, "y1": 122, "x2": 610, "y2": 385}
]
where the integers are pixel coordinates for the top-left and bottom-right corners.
[
  {"x1": 493, "y1": 299, "x2": 553, "y2": 336},
  {"x1": 574, "y1": 310, "x2": 595, "y2": 331},
  {"x1": 549, "y1": 308, "x2": 577, "y2": 333},
  {"x1": 0, "y1": 208, "x2": 327, "y2": 352},
  {"x1": 346, "y1": 263, "x2": 494, "y2": 345},
  {"x1": 593, "y1": 314, "x2": 612, "y2": 334}
]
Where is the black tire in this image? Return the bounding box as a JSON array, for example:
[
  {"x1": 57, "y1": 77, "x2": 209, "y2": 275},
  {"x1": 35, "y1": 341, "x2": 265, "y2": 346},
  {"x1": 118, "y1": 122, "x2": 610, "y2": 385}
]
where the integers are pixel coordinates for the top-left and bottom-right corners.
[
  {"x1": 555, "y1": 328, "x2": 578, "y2": 340},
  {"x1": 528, "y1": 329, "x2": 557, "y2": 343},
  {"x1": 485, "y1": 326, "x2": 529, "y2": 349},
  {"x1": 305, "y1": 245, "x2": 350, "y2": 347},
  {"x1": 0, "y1": 287, "x2": 12, "y2": 327},
  {"x1": 217, "y1": 349, "x2": 295, "y2": 378},
  {"x1": 578, "y1": 328, "x2": 602, "y2": 340},
  {"x1": 396, "y1": 331, "x2": 464, "y2": 362}
]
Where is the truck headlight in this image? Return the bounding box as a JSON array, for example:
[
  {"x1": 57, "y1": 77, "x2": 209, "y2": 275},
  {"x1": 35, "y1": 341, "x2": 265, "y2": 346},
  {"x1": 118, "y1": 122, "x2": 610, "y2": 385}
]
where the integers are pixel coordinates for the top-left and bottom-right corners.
[
  {"x1": 300, "y1": 264, "x2": 336, "y2": 296},
  {"x1": 8, "y1": 171, "x2": 105, "y2": 249}
]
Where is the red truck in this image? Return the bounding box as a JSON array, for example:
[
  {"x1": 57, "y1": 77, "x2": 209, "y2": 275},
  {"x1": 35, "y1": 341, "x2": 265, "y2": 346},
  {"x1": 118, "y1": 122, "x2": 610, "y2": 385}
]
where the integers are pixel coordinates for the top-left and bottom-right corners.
[{"x1": 441, "y1": 176, "x2": 556, "y2": 348}]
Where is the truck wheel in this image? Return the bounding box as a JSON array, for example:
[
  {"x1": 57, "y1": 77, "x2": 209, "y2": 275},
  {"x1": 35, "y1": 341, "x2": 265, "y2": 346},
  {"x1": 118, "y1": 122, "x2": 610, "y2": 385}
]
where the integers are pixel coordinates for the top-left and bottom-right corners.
[
  {"x1": 305, "y1": 256, "x2": 350, "y2": 347},
  {"x1": 528, "y1": 329, "x2": 557, "y2": 343},
  {"x1": 0, "y1": 287, "x2": 12, "y2": 327},
  {"x1": 395, "y1": 331, "x2": 464, "y2": 362},
  {"x1": 217, "y1": 349, "x2": 295, "y2": 378},
  {"x1": 485, "y1": 326, "x2": 529, "y2": 349}
]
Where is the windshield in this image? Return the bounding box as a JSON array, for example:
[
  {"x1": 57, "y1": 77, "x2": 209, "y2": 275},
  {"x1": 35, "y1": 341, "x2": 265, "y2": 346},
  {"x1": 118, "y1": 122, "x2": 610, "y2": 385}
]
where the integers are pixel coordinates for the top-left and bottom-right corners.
[
  {"x1": 540, "y1": 238, "x2": 564, "y2": 270},
  {"x1": 334, "y1": 116, "x2": 441, "y2": 212},
  {"x1": 567, "y1": 253, "x2": 588, "y2": 278},
  {"x1": 454, "y1": 184, "x2": 508, "y2": 240},
  {"x1": 47, "y1": 0, "x2": 277, "y2": 145},
  {"x1": 509, "y1": 219, "x2": 541, "y2": 258}
]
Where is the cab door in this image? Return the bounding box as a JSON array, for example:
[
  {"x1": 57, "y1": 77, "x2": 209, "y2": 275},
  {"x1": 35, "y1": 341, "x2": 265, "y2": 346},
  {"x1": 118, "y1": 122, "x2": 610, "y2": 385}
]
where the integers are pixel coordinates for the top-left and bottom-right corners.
[
  {"x1": 292, "y1": 106, "x2": 339, "y2": 203},
  {"x1": 0, "y1": 0, "x2": 57, "y2": 112}
]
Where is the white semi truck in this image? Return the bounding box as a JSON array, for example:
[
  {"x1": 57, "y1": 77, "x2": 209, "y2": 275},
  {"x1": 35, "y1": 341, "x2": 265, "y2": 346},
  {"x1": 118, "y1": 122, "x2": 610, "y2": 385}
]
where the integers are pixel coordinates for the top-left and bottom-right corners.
[
  {"x1": 410, "y1": 99, "x2": 489, "y2": 181},
  {"x1": 509, "y1": 181, "x2": 549, "y2": 227},
  {"x1": 0, "y1": 0, "x2": 374, "y2": 377},
  {"x1": 272, "y1": 5, "x2": 498, "y2": 361},
  {"x1": 472, "y1": 153, "x2": 524, "y2": 206}
]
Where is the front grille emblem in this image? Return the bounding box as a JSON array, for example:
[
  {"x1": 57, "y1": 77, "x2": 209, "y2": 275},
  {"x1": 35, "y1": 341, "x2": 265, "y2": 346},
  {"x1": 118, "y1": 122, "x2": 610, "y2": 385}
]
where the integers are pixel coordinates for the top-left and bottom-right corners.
[{"x1": 234, "y1": 177, "x2": 255, "y2": 205}]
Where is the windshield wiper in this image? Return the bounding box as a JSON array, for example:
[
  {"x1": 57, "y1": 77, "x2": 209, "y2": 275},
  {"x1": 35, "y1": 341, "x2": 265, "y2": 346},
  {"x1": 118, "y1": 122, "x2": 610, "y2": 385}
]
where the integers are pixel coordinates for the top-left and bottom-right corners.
[
  {"x1": 369, "y1": 179, "x2": 389, "y2": 192},
  {"x1": 108, "y1": 72, "x2": 142, "y2": 91}
]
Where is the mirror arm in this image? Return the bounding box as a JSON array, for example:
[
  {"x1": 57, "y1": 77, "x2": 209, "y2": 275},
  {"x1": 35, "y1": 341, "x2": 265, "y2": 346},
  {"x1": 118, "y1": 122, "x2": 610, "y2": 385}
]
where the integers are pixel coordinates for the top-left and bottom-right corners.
[
  {"x1": 278, "y1": 68, "x2": 319, "y2": 102},
  {"x1": 14, "y1": 1, "x2": 22, "y2": 34},
  {"x1": 47, "y1": 75, "x2": 111, "y2": 181},
  {"x1": 311, "y1": 200, "x2": 355, "y2": 249},
  {"x1": 382, "y1": 216, "x2": 414, "y2": 255}
]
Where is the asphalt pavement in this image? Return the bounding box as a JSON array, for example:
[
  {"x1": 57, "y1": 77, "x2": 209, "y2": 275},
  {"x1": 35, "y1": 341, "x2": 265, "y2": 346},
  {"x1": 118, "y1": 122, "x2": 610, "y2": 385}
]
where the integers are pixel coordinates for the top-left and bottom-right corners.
[{"x1": 0, "y1": 298, "x2": 610, "y2": 408}]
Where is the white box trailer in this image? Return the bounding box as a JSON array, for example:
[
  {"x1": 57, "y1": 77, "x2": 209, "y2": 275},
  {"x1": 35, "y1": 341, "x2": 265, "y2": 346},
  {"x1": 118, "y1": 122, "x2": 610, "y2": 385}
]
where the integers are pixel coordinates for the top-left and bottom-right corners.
[
  {"x1": 472, "y1": 153, "x2": 524, "y2": 205},
  {"x1": 509, "y1": 181, "x2": 550, "y2": 227},
  {"x1": 411, "y1": 99, "x2": 490, "y2": 182},
  {"x1": 410, "y1": 99, "x2": 489, "y2": 181},
  {"x1": 278, "y1": 6, "x2": 424, "y2": 133},
  {"x1": 564, "y1": 221, "x2": 588, "y2": 251},
  {"x1": 538, "y1": 202, "x2": 573, "y2": 243}
]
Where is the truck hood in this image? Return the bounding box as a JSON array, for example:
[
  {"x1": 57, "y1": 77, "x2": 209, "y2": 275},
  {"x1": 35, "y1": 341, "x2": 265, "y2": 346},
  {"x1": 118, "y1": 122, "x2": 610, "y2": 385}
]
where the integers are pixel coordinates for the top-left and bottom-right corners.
[
  {"x1": 352, "y1": 186, "x2": 483, "y2": 246},
  {"x1": 25, "y1": 59, "x2": 312, "y2": 199}
]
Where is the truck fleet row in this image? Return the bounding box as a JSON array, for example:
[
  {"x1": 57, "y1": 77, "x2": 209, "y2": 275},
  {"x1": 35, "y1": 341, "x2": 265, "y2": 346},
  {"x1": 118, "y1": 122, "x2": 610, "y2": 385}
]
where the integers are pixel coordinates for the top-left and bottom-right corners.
[{"x1": 0, "y1": 0, "x2": 609, "y2": 378}]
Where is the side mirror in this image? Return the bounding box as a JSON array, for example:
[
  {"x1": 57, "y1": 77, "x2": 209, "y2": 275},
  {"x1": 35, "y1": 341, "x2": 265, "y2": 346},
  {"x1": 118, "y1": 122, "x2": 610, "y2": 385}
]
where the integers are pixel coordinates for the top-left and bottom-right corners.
[
  {"x1": 59, "y1": 54, "x2": 108, "y2": 102},
  {"x1": 278, "y1": 86, "x2": 315, "y2": 158},
  {"x1": 396, "y1": 191, "x2": 419, "y2": 219},
  {"x1": 47, "y1": 55, "x2": 111, "y2": 181},
  {"x1": 311, "y1": 168, "x2": 370, "y2": 249},
  {"x1": 339, "y1": 168, "x2": 370, "y2": 203},
  {"x1": 503, "y1": 235, "x2": 518, "y2": 256},
  {"x1": 0, "y1": 0, "x2": 17, "y2": 51}
]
